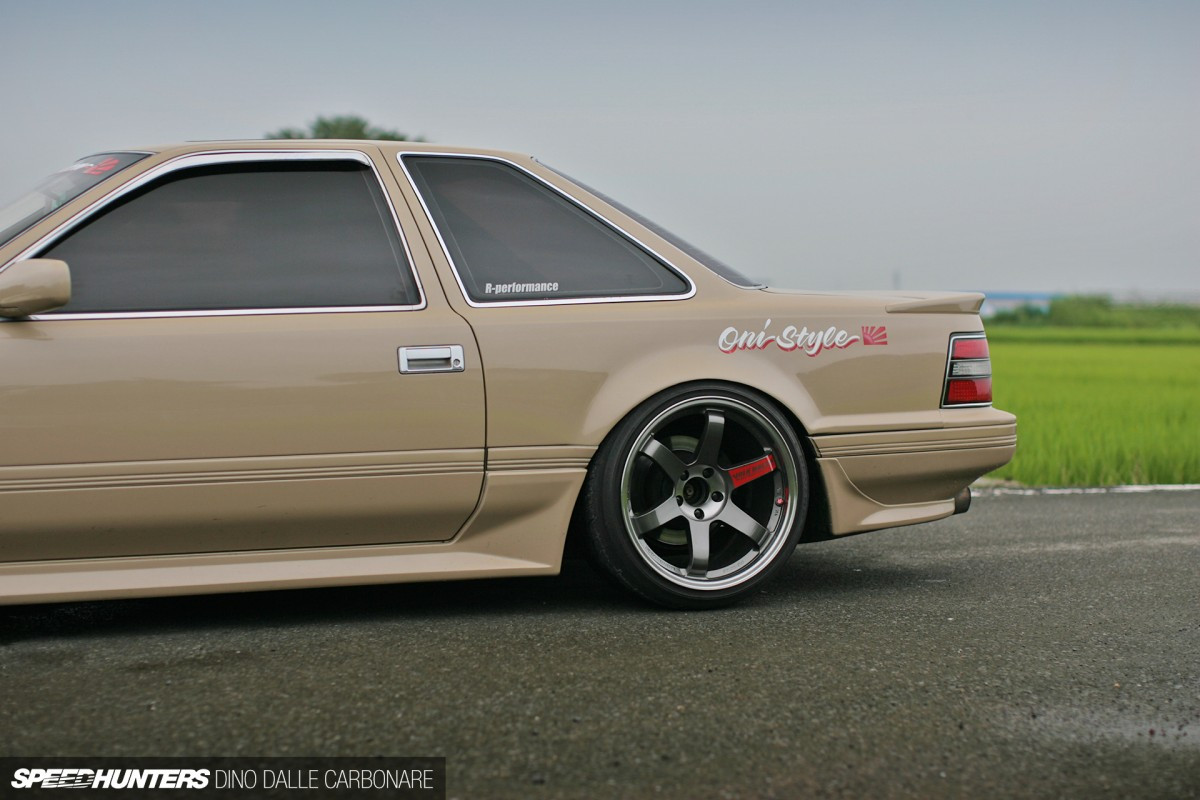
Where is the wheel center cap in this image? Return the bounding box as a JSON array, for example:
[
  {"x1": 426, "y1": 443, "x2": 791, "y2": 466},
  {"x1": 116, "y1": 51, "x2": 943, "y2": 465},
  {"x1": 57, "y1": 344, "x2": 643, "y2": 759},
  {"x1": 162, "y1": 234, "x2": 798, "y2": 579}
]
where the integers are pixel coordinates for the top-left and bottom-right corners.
[{"x1": 682, "y1": 476, "x2": 709, "y2": 505}]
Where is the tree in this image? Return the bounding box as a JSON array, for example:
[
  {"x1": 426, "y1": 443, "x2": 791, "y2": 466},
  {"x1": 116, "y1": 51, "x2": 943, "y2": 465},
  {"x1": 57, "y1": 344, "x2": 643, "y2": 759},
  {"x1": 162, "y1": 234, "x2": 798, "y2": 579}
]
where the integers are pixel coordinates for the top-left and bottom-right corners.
[{"x1": 265, "y1": 115, "x2": 422, "y2": 141}]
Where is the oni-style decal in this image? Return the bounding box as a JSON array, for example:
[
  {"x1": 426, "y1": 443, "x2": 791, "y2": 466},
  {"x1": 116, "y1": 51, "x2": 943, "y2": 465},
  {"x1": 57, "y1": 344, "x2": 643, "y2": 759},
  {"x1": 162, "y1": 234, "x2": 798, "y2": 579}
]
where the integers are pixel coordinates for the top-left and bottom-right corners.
[{"x1": 718, "y1": 320, "x2": 889, "y2": 356}]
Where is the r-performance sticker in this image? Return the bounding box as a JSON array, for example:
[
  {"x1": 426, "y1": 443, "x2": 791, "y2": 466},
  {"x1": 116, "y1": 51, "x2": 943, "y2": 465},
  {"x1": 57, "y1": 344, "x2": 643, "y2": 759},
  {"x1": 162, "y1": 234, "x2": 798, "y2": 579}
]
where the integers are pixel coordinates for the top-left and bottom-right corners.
[
  {"x1": 719, "y1": 319, "x2": 888, "y2": 356},
  {"x1": 484, "y1": 281, "x2": 560, "y2": 295}
]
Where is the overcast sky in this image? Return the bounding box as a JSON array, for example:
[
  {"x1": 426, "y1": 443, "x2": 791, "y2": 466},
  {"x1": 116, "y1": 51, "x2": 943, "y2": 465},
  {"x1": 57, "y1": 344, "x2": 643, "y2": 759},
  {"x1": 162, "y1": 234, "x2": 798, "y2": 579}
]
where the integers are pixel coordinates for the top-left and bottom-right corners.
[{"x1": 2, "y1": 0, "x2": 1196, "y2": 295}]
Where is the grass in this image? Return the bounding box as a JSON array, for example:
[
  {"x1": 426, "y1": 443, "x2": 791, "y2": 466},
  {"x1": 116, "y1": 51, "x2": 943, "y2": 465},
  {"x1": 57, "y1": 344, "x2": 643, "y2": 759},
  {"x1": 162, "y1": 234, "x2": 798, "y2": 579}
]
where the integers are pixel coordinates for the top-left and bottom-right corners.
[
  {"x1": 991, "y1": 294, "x2": 1200, "y2": 329},
  {"x1": 987, "y1": 335, "x2": 1200, "y2": 486}
]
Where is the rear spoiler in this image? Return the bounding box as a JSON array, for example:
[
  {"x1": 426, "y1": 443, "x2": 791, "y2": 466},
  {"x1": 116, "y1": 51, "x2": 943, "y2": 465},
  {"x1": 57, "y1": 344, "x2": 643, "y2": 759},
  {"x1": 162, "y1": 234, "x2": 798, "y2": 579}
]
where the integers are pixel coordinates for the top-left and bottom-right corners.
[{"x1": 886, "y1": 292, "x2": 985, "y2": 314}]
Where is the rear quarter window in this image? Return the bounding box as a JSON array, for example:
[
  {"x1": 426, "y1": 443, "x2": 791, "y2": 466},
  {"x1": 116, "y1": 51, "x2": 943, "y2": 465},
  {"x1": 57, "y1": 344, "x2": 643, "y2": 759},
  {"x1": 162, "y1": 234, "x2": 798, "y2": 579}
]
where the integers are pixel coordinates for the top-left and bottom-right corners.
[{"x1": 402, "y1": 156, "x2": 690, "y2": 303}]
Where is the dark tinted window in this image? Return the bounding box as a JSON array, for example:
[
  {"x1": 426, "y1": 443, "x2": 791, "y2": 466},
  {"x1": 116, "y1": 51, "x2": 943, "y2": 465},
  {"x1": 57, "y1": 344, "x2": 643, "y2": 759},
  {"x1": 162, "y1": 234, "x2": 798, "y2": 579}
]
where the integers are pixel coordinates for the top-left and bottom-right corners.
[
  {"x1": 541, "y1": 163, "x2": 763, "y2": 289},
  {"x1": 41, "y1": 161, "x2": 418, "y2": 313},
  {"x1": 403, "y1": 156, "x2": 689, "y2": 302}
]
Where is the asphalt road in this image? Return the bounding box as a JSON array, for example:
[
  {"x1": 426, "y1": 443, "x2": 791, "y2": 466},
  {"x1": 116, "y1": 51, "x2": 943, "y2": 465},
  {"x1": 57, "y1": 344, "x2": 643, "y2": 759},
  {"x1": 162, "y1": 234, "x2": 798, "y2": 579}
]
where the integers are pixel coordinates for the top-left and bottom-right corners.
[{"x1": 2, "y1": 490, "x2": 1198, "y2": 799}]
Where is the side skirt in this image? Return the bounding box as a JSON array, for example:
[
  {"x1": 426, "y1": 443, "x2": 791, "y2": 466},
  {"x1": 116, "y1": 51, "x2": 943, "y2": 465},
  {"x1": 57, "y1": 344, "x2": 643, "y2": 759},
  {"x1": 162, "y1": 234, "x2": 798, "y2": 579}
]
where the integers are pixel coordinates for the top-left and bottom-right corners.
[{"x1": 0, "y1": 469, "x2": 585, "y2": 606}]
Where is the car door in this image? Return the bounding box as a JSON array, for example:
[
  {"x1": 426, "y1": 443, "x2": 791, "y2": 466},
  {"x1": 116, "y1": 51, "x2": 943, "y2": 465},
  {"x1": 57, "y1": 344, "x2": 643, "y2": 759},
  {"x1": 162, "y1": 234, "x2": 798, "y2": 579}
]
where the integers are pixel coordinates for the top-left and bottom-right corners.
[{"x1": 0, "y1": 148, "x2": 484, "y2": 562}]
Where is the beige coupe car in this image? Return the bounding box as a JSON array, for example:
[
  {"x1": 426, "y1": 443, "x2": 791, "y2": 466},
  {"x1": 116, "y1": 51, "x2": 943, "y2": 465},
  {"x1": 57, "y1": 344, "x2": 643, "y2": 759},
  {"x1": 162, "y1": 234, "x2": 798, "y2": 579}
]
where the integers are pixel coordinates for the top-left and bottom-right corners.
[{"x1": 0, "y1": 141, "x2": 1015, "y2": 608}]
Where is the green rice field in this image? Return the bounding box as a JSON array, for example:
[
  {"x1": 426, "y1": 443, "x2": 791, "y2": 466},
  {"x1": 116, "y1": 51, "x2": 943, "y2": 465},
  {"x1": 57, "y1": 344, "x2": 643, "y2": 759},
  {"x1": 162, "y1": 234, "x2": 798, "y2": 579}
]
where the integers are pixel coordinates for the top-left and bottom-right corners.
[{"x1": 985, "y1": 326, "x2": 1200, "y2": 486}]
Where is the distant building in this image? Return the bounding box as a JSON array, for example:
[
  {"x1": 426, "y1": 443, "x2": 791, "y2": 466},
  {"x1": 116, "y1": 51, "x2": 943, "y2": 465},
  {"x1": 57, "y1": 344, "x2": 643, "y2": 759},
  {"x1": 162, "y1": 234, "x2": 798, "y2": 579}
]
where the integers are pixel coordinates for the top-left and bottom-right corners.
[
  {"x1": 976, "y1": 290, "x2": 1200, "y2": 316},
  {"x1": 977, "y1": 292, "x2": 1058, "y2": 318}
]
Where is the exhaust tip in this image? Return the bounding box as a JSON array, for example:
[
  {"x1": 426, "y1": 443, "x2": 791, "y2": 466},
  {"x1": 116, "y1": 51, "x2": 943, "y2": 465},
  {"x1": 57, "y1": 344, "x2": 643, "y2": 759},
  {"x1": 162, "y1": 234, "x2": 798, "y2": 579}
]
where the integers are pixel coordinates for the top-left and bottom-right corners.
[{"x1": 954, "y1": 487, "x2": 972, "y2": 515}]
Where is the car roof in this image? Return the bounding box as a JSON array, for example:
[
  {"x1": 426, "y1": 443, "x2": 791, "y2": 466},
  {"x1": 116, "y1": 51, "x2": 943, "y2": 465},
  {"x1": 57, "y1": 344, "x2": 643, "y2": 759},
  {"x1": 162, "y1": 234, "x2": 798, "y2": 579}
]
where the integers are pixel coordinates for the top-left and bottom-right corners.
[{"x1": 124, "y1": 140, "x2": 534, "y2": 163}]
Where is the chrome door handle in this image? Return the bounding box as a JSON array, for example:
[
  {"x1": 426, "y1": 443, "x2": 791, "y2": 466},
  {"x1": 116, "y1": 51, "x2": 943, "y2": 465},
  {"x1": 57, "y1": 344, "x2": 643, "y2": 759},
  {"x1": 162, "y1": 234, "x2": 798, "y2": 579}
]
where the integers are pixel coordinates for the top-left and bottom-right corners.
[{"x1": 398, "y1": 345, "x2": 466, "y2": 374}]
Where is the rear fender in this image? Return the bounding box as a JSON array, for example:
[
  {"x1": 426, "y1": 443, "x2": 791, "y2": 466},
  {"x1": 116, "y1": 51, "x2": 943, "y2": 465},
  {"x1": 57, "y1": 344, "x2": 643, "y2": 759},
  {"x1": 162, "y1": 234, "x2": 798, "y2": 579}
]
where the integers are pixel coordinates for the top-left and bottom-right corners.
[{"x1": 581, "y1": 342, "x2": 821, "y2": 452}]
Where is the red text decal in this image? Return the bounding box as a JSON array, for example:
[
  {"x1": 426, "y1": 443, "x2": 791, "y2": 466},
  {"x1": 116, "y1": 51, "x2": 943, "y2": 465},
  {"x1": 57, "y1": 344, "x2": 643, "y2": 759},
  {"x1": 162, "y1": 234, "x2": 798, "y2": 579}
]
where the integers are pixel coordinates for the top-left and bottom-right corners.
[
  {"x1": 83, "y1": 157, "x2": 121, "y2": 176},
  {"x1": 729, "y1": 455, "x2": 777, "y2": 488}
]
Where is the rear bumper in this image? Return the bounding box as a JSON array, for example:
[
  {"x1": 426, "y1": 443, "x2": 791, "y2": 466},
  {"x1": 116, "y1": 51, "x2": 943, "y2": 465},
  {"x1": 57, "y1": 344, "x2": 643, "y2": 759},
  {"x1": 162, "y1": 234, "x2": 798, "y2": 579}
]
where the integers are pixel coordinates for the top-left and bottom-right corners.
[{"x1": 811, "y1": 421, "x2": 1016, "y2": 535}]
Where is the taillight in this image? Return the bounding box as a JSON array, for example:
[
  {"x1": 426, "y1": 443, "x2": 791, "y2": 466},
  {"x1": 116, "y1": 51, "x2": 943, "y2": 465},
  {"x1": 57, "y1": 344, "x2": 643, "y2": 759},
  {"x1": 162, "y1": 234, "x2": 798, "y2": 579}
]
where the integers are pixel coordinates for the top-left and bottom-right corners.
[
  {"x1": 943, "y1": 333, "x2": 992, "y2": 406},
  {"x1": 951, "y1": 337, "x2": 989, "y2": 360}
]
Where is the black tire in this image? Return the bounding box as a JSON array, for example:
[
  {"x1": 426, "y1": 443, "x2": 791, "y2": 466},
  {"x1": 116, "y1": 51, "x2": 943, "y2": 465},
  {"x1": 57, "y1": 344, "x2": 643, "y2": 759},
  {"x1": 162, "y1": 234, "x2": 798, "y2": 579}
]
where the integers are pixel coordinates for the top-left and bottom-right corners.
[{"x1": 584, "y1": 383, "x2": 809, "y2": 609}]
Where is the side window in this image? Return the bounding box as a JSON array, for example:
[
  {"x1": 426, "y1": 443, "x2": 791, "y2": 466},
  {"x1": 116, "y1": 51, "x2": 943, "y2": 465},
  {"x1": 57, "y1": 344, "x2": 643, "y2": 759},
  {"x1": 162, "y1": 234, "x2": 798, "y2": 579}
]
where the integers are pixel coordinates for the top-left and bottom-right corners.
[
  {"x1": 40, "y1": 161, "x2": 419, "y2": 313},
  {"x1": 403, "y1": 156, "x2": 689, "y2": 303}
]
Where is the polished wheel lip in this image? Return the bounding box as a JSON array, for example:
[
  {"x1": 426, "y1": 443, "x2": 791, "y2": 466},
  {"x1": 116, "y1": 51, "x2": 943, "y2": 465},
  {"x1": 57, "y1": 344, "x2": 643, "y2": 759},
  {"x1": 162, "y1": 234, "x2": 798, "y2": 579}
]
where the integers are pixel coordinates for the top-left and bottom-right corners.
[{"x1": 619, "y1": 395, "x2": 800, "y2": 592}]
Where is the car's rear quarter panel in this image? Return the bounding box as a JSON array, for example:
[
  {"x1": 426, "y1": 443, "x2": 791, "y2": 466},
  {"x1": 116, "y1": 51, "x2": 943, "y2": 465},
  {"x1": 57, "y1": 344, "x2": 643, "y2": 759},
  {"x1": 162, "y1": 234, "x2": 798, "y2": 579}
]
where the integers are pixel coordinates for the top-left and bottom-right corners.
[{"x1": 450, "y1": 285, "x2": 1014, "y2": 537}]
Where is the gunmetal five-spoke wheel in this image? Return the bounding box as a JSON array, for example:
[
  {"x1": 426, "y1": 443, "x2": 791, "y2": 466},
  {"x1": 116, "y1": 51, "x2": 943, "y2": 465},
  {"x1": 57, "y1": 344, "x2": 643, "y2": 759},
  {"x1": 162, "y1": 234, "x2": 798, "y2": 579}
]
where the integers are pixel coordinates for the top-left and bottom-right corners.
[{"x1": 584, "y1": 384, "x2": 808, "y2": 608}]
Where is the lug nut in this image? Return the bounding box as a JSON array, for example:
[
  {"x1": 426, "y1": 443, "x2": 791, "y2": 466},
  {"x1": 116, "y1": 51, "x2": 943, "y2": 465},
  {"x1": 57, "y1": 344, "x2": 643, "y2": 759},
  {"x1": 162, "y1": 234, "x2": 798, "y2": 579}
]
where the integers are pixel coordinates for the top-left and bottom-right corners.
[
  {"x1": 712, "y1": 492, "x2": 723, "y2": 502},
  {"x1": 694, "y1": 509, "x2": 704, "y2": 520},
  {"x1": 703, "y1": 468, "x2": 714, "y2": 478},
  {"x1": 676, "y1": 496, "x2": 683, "y2": 505}
]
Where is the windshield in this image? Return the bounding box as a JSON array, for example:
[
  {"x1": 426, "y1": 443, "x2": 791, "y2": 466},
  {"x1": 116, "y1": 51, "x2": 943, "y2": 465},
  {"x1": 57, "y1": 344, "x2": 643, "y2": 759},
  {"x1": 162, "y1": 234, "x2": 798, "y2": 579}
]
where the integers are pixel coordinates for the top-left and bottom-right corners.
[
  {"x1": 539, "y1": 162, "x2": 764, "y2": 289},
  {"x1": 0, "y1": 152, "x2": 148, "y2": 248}
]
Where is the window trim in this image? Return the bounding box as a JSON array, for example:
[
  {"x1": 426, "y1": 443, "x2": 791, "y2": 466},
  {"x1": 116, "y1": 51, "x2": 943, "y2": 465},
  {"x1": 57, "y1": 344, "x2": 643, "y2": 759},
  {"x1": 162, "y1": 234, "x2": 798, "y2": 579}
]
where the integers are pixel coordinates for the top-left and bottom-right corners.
[
  {"x1": 1, "y1": 150, "x2": 427, "y2": 321},
  {"x1": 396, "y1": 152, "x2": 696, "y2": 308}
]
